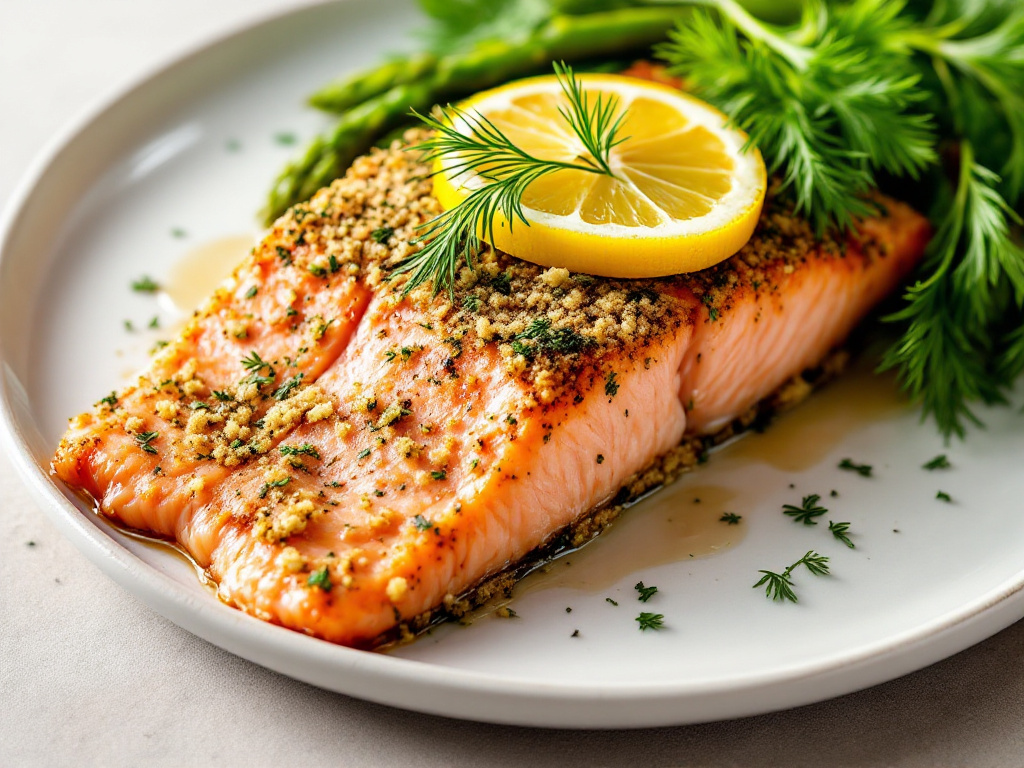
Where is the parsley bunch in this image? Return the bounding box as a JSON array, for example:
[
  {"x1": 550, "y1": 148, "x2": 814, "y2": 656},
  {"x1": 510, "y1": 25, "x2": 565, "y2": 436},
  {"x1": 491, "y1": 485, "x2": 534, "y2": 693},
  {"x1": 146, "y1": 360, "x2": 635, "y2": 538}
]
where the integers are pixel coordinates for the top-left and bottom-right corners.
[{"x1": 658, "y1": 0, "x2": 1024, "y2": 439}]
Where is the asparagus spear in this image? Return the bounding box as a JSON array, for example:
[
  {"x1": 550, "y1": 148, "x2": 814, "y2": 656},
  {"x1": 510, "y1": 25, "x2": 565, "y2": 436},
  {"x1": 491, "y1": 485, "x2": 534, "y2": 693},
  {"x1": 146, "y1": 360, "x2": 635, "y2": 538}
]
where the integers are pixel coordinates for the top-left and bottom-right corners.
[{"x1": 262, "y1": 6, "x2": 684, "y2": 223}]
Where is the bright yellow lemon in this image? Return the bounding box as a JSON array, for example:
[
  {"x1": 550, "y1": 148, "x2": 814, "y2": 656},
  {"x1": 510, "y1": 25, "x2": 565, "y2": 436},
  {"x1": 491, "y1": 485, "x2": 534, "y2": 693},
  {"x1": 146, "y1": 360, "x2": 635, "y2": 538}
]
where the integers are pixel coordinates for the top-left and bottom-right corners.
[{"x1": 432, "y1": 74, "x2": 767, "y2": 277}]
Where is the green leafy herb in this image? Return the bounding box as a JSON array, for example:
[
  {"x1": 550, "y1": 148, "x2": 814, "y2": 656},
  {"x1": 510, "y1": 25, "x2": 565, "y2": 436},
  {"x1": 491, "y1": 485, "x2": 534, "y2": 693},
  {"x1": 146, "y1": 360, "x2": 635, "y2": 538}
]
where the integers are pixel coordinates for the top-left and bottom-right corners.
[
  {"x1": 272, "y1": 373, "x2": 304, "y2": 400},
  {"x1": 307, "y1": 566, "x2": 332, "y2": 592},
  {"x1": 828, "y1": 520, "x2": 855, "y2": 549},
  {"x1": 131, "y1": 275, "x2": 159, "y2": 293},
  {"x1": 605, "y1": 597, "x2": 619, "y2": 607},
  {"x1": 148, "y1": 316, "x2": 160, "y2": 329},
  {"x1": 97, "y1": 392, "x2": 118, "y2": 407},
  {"x1": 241, "y1": 351, "x2": 272, "y2": 373},
  {"x1": 923, "y1": 454, "x2": 951, "y2": 471},
  {"x1": 657, "y1": 1, "x2": 1024, "y2": 440},
  {"x1": 257, "y1": 477, "x2": 291, "y2": 499},
  {"x1": 274, "y1": 131, "x2": 298, "y2": 146},
  {"x1": 244, "y1": 285, "x2": 258, "y2": 299},
  {"x1": 937, "y1": 490, "x2": 952, "y2": 502},
  {"x1": 753, "y1": 550, "x2": 831, "y2": 603},
  {"x1": 430, "y1": 469, "x2": 447, "y2": 481},
  {"x1": 371, "y1": 226, "x2": 394, "y2": 244},
  {"x1": 635, "y1": 612, "x2": 665, "y2": 631},
  {"x1": 393, "y1": 62, "x2": 627, "y2": 295},
  {"x1": 134, "y1": 431, "x2": 159, "y2": 454},
  {"x1": 212, "y1": 390, "x2": 232, "y2": 402},
  {"x1": 634, "y1": 582, "x2": 658, "y2": 602},
  {"x1": 838, "y1": 458, "x2": 873, "y2": 477},
  {"x1": 357, "y1": 448, "x2": 371, "y2": 459},
  {"x1": 782, "y1": 493, "x2": 828, "y2": 526},
  {"x1": 280, "y1": 443, "x2": 321, "y2": 460},
  {"x1": 720, "y1": 512, "x2": 742, "y2": 525},
  {"x1": 604, "y1": 372, "x2": 619, "y2": 398},
  {"x1": 413, "y1": 514, "x2": 432, "y2": 531}
]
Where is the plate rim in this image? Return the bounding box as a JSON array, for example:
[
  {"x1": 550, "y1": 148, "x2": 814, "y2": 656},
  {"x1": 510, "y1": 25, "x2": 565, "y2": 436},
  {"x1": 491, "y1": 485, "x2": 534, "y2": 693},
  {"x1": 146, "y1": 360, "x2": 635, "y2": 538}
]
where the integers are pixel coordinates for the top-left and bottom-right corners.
[{"x1": 3, "y1": 0, "x2": 1024, "y2": 729}]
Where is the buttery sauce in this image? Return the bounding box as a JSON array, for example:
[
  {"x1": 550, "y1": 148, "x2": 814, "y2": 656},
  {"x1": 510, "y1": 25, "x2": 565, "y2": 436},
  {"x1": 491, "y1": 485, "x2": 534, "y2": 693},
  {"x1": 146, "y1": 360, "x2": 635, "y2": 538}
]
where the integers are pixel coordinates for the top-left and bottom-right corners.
[
  {"x1": 721, "y1": 359, "x2": 905, "y2": 473},
  {"x1": 163, "y1": 234, "x2": 256, "y2": 314}
]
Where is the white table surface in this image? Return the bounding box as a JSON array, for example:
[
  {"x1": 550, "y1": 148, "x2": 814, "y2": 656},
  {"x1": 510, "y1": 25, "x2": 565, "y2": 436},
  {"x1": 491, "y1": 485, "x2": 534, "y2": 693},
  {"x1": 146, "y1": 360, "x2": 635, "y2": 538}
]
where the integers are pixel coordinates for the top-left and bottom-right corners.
[{"x1": 3, "y1": 1, "x2": 1024, "y2": 765}]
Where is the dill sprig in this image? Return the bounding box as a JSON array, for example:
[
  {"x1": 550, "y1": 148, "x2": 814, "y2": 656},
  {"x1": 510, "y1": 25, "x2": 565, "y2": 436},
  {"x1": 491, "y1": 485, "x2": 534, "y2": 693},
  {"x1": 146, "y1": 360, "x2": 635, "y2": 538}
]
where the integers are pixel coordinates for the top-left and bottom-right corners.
[
  {"x1": 754, "y1": 550, "x2": 831, "y2": 603},
  {"x1": 659, "y1": 0, "x2": 1024, "y2": 440},
  {"x1": 782, "y1": 493, "x2": 828, "y2": 525},
  {"x1": 393, "y1": 61, "x2": 626, "y2": 295}
]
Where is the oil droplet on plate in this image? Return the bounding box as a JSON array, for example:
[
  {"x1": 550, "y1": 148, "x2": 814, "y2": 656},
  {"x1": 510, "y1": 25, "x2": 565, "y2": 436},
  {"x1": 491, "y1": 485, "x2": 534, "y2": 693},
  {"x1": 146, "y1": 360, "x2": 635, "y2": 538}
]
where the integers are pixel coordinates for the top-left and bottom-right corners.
[{"x1": 163, "y1": 234, "x2": 256, "y2": 314}]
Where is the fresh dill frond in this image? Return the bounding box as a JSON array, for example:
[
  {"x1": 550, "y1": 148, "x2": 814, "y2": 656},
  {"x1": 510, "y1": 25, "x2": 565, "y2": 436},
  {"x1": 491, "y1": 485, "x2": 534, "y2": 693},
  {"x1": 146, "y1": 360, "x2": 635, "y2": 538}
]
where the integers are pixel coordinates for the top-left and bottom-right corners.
[
  {"x1": 838, "y1": 458, "x2": 873, "y2": 477},
  {"x1": 828, "y1": 521, "x2": 855, "y2": 549},
  {"x1": 782, "y1": 493, "x2": 828, "y2": 525},
  {"x1": 720, "y1": 512, "x2": 742, "y2": 525},
  {"x1": 754, "y1": 550, "x2": 831, "y2": 603},
  {"x1": 635, "y1": 612, "x2": 665, "y2": 631},
  {"x1": 395, "y1": 62, "x2": 626, "y2": 295},
  {"x1": 923, "y1": 454, "x2": 951, "y2": 471}
]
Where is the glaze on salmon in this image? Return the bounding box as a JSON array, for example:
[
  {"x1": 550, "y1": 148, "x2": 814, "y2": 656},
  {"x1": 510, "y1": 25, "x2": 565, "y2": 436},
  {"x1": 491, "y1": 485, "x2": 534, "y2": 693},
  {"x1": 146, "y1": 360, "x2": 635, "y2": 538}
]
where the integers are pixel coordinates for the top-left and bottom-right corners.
[{"x1": 53, "y1": 133, "x2": 929, "y2": 647}]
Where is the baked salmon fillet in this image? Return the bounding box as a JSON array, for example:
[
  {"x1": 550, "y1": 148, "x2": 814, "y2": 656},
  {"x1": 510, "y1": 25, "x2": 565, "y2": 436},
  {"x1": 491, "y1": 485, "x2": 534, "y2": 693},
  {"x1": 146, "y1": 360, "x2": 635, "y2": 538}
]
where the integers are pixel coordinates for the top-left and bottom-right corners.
[{"x1": 53, "y1": 130, "x2": 929, "y2": 647}]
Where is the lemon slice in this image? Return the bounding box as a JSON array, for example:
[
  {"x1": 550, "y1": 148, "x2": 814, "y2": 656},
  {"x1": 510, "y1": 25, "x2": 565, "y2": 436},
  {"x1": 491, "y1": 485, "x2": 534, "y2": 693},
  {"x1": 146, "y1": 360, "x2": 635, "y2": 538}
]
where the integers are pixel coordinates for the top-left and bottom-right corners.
[{"x1": 432, "y1": 74, "x2": 767, "y2": 277}]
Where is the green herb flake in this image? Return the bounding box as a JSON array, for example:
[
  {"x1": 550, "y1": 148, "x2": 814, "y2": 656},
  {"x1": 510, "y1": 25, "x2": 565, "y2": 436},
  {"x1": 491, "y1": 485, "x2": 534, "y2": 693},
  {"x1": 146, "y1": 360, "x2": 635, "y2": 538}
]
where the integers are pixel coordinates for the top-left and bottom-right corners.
[
  {"x1": 148, "y1": 316, "x2": 160, "y2": 329},
  {"x1": 171, "y1": 227, "x2": 187, "y2": 239},
  {"x1": 371, "y1": 226, "x2": 394, "y2": 244},
  {"x1": 924, "y1": 455, "x2": 951, "y2": 471},
  {"x1": 783, "y1": 494, "x2": 828, "y2": 526},
  {"x1": 605, "y1": 597, "x2": 618, "y2": 606},
  {"x1": 635, "y1": 582, "x2": 658, "y2": 603},
  {"x1": 97, "y1": 392, "x2": 118, "y2": 407},
  {"x1": 937, "y1": 490, "x2": 952, "y2": 502},
  {"x1": 357, "y1": 448, "x2": 371, "y2": 460},
  {"x1": 274, "y1": 131, "x2": 298, "y2": 146},
  {"x1": 413, "y1": 514, "x2": 432, "y2": 532},
  {"x1": 280, "y1": 443, "x2": 321, "y2": 460},
  {"x1": 720, "y1": 512, "x2": 742, "y2": 525},
  {"x1": 604, "y1": 372, "x2": 619, "y2": 398},
  {"x1": 272, "y1": 373, "x2": 304, "y2": 401},
  {"x1": 134, "y1": 431, "x2": 159, "y2": 455},
  {"x1": 307, "y1": 566, "x2": 332, "y2": 592},
  {"x1": 838, "y1": 458, "x2": 873, "y2": 477},
  {"x1": 754, "y1": 551, "x2": 831, "y2": 603},
  {"x1": 430, "y1": 470, "x2": 447, "y2": 481},
  {"x1": 636, "y1": 612, "x2": 665, "y2": 631},
  {"x1": 212, "y1": 390, "x2": 232, "y2": 402},
  {"x1": 596, "y1": 454, "x2": 604, "y2": 464},
  {"x1": 244, "y1": 285, "x2": 258, "y2": 299},
  {"x1": 828, "y1": 521, "x2": 855, "y2": 549}
]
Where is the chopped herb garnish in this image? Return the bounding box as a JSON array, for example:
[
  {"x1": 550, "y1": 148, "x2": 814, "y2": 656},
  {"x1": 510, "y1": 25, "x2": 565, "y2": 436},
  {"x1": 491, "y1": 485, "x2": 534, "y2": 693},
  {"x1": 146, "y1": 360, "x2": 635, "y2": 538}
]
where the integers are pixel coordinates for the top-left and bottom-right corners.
[
  {"x1": 373, "y1": 489, "x2": 384, "y2": 497},
  {"x1": 308, "y1": 263, "x2": 327, "y2": 278},
  {"x1": 307, "y1": 566, "x2": 332, "y2": 592},
  {"x1": 937, "y1": 490, "x2": 952, "y2": 502},
  {"x1": 328, "y1": 254, "x2": 340, "y2": 273},
  {"x1": 462, "y1": 294, "x2": 480, "y2": 312},
  {"x1": 274, "y1": 131, "x2": 298, "y2": 146},
  {"x1": 229, "y1": 439, "x2": 243, "y2": 449},
  {"x1": 596, "y1": 454, "x2": 604, "y2": 464},
  {"x1": 371, "y1": 226, "x2": 394, "y2": 244},
  {"x1": 604, "y1": 372, "x2": 619, "y2": 398},
  {"x1": 605, "y1": 597, "x2": 618, "y2": 606},
  {"x1": 134, "y1": 431, "x2": 159, "y2": 454},
  {"x1": 212, "y1": 390, "x2": 232, "y2": 402},
  {"x1": 357, "y1": 448, "x2": 371, "y2": 459},
  {"x1": 838, "y1": 458, "x2": 873, "y2": 477},
  {"x1": 754, "y1": 551, "x2": 831, "y2": 603},
  {"x1": 782, "y1": 494, "x2": 828, "y2": 526},
  {"x1": 272, "y1": 373, "x2": 304, "y2": 400},
  {"x1": 430, "y1": 470, "x2": 447, "y2": 481},
  {"x1": 413, "y1": 514, "x2": 432, "y2": 531},
  {"x1": 828, "y1": 521, "x2": 855, "y2": 549},
  {"x1": 720, "y1": 512, "x2": 742, "y2": 525},
  {"x1": 635, "y1": 612, "x2": 665, "y2": 631},
  {"x1": 97, "y1": 392, "x2": 118, "y2": 407},
  {"x1": 275, "y1": 246, "x2": 293, "y2": 265},
  {"x1": 571, "y1": 629, "x2": 580, "y2": 638},
  {"x1": 241, "y1": 351, "x2": 272, "y2": 372},
  {"x1": 280, "y1": 443, "x2": 321, "y2": 460},
  {"x1": 171, "y1": 227, "x2": 187, "y2": 239},
  {"x1": 123, "y1": 320, "x2": 135, "y2": 332},
  {"x1": 257, "y1": 477, "x2": 291, "y2": 499},
  {"x1": 148, "y1": 316, "x2": 160, "y2": 329},
  {"x1": 244, "y1": 285, "x2": 258, "y2": 299},
  {"x1": 923, "y1": 454, "x2": 951, "y2": 471},
  {"x1": 131, "y1": 276, "x2": 159, "y2": 293},
  {"x1": 150, "y1": 340, "x2": 169, "y2": 354},
  {"x1": 190, "y1": 401, "x2": 210, "y2": 411},
  {"x1": 490, "y1": 272, "x2": 512, "y2": 295},
  {"x1": 634, "y1": 582, "x2": 658, "y2": 602}
]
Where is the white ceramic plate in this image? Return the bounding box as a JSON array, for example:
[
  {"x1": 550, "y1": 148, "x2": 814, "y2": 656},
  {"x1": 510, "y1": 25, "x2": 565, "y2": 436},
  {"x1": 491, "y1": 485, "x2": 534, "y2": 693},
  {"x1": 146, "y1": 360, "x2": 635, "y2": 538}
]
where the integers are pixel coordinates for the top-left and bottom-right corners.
[{"x1": 3, "y1": 0, "x2": 1024, "y2": 730}]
